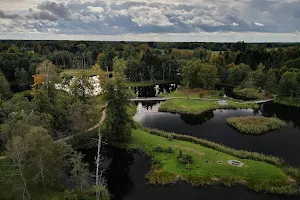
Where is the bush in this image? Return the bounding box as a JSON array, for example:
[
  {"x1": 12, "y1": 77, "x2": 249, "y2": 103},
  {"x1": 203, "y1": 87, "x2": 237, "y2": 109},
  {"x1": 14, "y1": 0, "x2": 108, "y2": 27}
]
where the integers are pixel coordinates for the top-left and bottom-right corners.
[
  {"x1": 185, "y1": 163, "x2": 192, "y2": 170},
  {"x1": 166, "y1": 147, "x2": 174, "y2": 154},
  {"x1": 154, "y1": 146, "x2": 164, "y2": 153},
  {"x1": 178, "y1": 150, "x2": 192, "y2": 164},
  {"x1": 146, "y1": 170, "x2": 177, "y2": 185}
]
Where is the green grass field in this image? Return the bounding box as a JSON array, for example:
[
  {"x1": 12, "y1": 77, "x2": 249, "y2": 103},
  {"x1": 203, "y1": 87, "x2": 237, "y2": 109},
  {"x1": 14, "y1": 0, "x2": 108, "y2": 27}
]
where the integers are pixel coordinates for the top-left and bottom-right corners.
[
  {"x1": 275, "y1": 96, "x2": 300, "y2": 107},
  {"x1": 227, "y1": 116, "x2": 286, "y2": 135},
  {"x1": 129, "y1": 129, "x2": 287, "y2": 180},
  {"x1": 126, "y1": 80, "x2": 176, "y2": 87},
  {"x1": 159, "y1": 99, "x2": 259, "y2": 115},
  {"x1": 159, "y1": 88, "x2": 222, "y2": 99},
  {"x1": 126, "y1": 129, "x2": 298, "y2": 194},
  {"x1": 60, "y1": 69, "x2": 97, "y2": 77}
]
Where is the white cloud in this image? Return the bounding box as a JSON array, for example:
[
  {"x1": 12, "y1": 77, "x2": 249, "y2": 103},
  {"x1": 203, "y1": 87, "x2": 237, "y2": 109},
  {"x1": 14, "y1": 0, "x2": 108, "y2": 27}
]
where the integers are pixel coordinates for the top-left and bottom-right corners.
[
  {"x1": 254, "y1": 22, "x2": 264, "y2": 27},
  {"x1": 186, "y1": 17, "x2": 225, "y2": 26},
  {"x1": 128, "y1": 6, "x2": 173, "y2": 26},
  {"x1": 232, "y1": 22, "x2": 239, "y2": 26},
  {"x1": 87, "y1": 6, "x2": 104, "y2": 14}
]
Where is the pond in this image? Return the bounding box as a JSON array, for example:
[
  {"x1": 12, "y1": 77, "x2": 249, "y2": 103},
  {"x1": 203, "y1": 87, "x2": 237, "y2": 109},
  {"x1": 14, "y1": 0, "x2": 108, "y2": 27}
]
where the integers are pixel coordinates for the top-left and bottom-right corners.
[
  {"x1": 81, "y1": 146, "x2": 297, "y2": 200},
  {"x1": 134, "y1": 101, "x2": 300, "y2": 167}
]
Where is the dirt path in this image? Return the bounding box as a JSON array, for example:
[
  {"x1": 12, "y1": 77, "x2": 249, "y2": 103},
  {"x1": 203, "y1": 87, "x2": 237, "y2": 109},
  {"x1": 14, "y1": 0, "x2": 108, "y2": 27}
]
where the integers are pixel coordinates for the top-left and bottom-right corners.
[{"x1": 58, "y1": 104, "x2": 107, "y2": 142}]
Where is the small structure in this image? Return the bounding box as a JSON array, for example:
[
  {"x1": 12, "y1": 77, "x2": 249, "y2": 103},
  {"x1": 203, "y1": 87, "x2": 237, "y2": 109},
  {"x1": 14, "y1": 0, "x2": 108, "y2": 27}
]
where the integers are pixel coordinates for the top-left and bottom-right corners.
[
  {"x1": 217, "y1": 100, "x2": 228, "y2": 106},
  {"x1": 228, "y1": 160, "x2": 244, "y2": 167}
]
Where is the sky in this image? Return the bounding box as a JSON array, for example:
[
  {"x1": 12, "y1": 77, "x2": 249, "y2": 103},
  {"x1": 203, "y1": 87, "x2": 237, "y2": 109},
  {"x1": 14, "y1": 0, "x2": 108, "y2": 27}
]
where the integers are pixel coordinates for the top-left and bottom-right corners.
[{"x1": 0, "y1": 0, "x2": 300, "y2": 42}]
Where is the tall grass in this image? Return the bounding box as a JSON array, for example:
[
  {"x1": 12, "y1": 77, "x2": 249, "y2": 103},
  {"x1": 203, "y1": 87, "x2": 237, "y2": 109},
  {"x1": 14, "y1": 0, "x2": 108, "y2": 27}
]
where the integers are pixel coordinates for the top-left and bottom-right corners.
[{"x1": 227, "y1": 116, "x2": 286, "y2": 135}]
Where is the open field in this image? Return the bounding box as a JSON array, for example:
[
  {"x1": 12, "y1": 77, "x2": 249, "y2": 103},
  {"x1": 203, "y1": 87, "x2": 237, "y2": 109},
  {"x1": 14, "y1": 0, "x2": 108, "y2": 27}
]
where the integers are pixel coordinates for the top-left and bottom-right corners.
[{"x1": 126, "y1": 128, "x2": 298, "y2": 195}]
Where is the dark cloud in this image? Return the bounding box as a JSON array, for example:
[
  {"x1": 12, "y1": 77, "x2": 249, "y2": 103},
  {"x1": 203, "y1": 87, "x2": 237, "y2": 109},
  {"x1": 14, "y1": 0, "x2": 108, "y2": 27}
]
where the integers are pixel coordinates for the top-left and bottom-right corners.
[{"x1": 1, "y1": 0, "x2": 300, "y2": 38}]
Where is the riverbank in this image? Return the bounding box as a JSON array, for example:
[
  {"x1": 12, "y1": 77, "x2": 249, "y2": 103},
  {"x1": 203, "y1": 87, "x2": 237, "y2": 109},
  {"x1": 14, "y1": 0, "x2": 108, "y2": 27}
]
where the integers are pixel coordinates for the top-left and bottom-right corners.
[
  {"x1": 159, "y1": 88, "x2": 223, "y2": 99},
  {"x1": 233, "y1": 88, "x2": 271, "y2": 100},
  {"x1": 227, "y1": 116, "x2": 286, "y2": 135},
  {"x1": 275, "y1": 96, "x2": 300, "y2": 108},
  {"x1": 126, "y1": 128, "x2": 299, "y2": 195},
  {"x1": 159, "y1": 99, "x2": 259, "y2": 115}
]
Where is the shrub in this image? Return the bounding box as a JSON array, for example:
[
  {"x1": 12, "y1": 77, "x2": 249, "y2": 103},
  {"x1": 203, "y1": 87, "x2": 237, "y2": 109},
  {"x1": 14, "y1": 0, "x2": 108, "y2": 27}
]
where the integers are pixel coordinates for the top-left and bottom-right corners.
[
  {"x1": 166, "y1": 147, "x2": 174, "y2": 154},
  {"x1": 151, "y1": 158, "x2": 162, "y2": 169},
  {"x1": 146, "y1": 170, "x2": 177, "y2": 185},
  {"x1": 178, "y1": 150, "x2": 192, "y2": 164},
  {"x1": 185, "y1": 163, "x2": 192, "y2": 170},
  {"x1": 154, "y1": 146, "x2": 164, "y2": 153}
]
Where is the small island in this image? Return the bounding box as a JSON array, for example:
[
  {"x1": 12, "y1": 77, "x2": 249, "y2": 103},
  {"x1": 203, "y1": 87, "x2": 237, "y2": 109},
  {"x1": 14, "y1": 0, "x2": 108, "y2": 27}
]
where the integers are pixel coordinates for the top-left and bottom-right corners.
[{"x1": 227, "y1": 116, "x2": 286, "y2": 135}]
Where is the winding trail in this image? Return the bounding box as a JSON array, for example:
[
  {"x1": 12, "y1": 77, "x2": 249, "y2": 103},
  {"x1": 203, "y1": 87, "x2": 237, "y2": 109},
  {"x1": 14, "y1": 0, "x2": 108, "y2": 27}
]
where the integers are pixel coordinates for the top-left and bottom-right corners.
[
  {"x1": 130, "y1": 95, "x2": 276, "y2": 104},
  {"x1": 1, "y1": 106, "x2": 107, "y2": 160}
]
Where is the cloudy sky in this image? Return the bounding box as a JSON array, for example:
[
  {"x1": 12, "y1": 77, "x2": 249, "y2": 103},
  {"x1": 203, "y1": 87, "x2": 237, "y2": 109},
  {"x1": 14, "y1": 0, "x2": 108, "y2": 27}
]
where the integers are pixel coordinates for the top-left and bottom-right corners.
[{"x1": 0, "y1": 0, "x2": 300, "y2": 42}]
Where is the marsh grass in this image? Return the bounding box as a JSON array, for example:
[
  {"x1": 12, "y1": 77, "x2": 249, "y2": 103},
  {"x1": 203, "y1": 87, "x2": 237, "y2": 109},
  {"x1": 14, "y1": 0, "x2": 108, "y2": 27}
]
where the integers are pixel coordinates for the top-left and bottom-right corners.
[
  {"x1": 275, "y1": 96, "x2": 300, "y2": 108},
  {"x1": 159, "y1": 99, "x2": 259, "y2": 115},
  {"x1": 227, "y1": 116, "x2": 286, "y2": 135}
]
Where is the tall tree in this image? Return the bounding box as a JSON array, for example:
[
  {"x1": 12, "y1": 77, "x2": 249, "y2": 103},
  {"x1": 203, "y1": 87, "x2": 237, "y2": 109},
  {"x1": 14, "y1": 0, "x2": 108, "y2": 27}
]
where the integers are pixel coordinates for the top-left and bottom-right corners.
[
  {"x1": 34, "y1": 60, "x2": 59, "y2": 98},
  {"x1": 103, "y1": 58, "x2": 133, "y2": 142},
  {"x1": 0, "y1": 71, "x2": 11, "y2": 100},
  {"x1": 6, "y1": 136, "x2": 31, "y2": 200},
  {"x1": 182, "y1": 59, "x2": 218, "y2": 89}
]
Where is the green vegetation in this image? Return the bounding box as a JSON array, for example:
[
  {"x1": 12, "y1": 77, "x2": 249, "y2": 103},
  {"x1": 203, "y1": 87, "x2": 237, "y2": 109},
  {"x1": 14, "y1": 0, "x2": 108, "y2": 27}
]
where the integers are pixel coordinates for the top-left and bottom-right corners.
[
  {"x1": 275, "y1": 96, "x2": 300, "y2": 107},
  {"x1": 233, "y1": 88, "x2": 270, "y2": 100},
  {"x1": 227, "y1": 116, "x2": 286, "y2": 135},
  {"x1": 126, "y1": 80, "x2": 174, "y2": 87},
  {"x1": 159, "y1": 99, "x2": 259, "y2": 115},
  {"x1": 60, "y1": 69, "x2": 97, "y2": 77},
  {"x1": 127, "y1": 128, "x2": 298, "y2": 195},
  {"x1": 160, "y1": 88, "x2": 222, "y2": 99}
]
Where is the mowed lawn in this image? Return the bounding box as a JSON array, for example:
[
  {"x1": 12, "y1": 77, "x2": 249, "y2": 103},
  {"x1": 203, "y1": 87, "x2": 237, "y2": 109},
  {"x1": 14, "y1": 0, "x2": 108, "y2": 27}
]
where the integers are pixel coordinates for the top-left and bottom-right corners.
[
  {"x1": 129, "y1": 129, "x2": 287, "y2": 180},
  {"x1": 159, "y1": 99, "x2": 259, "y2": 115}
]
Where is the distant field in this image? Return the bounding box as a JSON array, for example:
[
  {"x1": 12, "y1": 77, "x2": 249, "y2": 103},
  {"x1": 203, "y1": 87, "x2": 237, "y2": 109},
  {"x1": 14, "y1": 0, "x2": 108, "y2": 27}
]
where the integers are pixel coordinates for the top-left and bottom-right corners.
[{"x1": 60, "y1": 69, "x2": 97, "y2": 77}]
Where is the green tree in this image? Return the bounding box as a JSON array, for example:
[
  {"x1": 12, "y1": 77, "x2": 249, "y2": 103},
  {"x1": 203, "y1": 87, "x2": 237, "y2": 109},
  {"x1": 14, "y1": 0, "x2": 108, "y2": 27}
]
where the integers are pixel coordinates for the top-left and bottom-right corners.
[
  {"x1": 253, "y1": 63, "x2": 266, "y2": 88},
  {"x1": 0, "y1": 71, "x2": 11, "y2": 100},
  {"x1": 182, "y1": 59, "x2": 218, "y2": 89},
  {"x1": 278, "y1": 72, "x2": 298, "y2": 97},
  {"x1": 69, "y1": 75, "x2": 94, "y2": 102},
  {"x1": 35, "y1": 60, "x2": 60, "y2": 99},
  {"x1": 265, "y1": 69, "x2": 278, "y2": 94},
  {"x1": 103, "y1": 58, "x2": 134, "y2": 142},
  {"x1": 228, "y1": 64, "x2": 251, "y2": 86}
]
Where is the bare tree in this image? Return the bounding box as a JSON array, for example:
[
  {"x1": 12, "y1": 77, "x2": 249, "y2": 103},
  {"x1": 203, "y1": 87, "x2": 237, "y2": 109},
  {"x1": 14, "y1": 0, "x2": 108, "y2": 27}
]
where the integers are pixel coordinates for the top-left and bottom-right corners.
[
  {"x1": 6, "y1": 136, "x2": 31, "y2": 200},
  {"x1": 95, "y1": 108, "x2": 107, "y2": 200}
]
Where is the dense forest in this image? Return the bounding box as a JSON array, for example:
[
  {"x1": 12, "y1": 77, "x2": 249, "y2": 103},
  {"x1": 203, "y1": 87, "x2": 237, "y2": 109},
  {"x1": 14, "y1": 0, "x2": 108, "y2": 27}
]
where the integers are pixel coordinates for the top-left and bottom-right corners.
[{"x1": 1, "y1": 40, "x2": 300, "y2": 98}]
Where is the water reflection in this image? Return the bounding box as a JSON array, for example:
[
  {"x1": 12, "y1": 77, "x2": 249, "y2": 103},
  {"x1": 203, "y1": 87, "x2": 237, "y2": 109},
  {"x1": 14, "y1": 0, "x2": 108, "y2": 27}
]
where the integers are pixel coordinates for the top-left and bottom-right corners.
[
  {"x1": 180, "y1": 111, "x2": 214, "y2": 126},
  {"x1": 132, "y1": 83, "x2": 179, "y2": 97}
]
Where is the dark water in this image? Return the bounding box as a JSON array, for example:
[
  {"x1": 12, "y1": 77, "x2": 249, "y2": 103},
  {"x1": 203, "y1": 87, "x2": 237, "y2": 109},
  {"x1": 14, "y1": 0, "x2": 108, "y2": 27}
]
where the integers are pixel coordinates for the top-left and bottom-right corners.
[
  {"x1": 81, "y1": 146, "x2": 297, "y2": 200},
  {"x1": 134, "y1": 101, "x2": 300, "y2": 167},
  {"x1": 131, "y1": 83, "x2": 179, "y2": 97}
]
